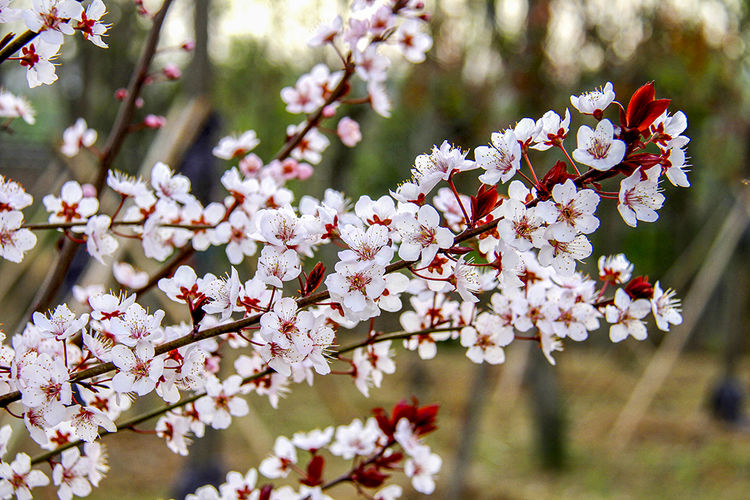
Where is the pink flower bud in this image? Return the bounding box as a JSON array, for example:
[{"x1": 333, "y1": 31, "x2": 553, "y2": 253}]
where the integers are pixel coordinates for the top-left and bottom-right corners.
[
  {"x1": 135, "y1": 97, "x2": 144, "y2": 108},
  {"x1": 144, "y1": 114, "x2": 166, "y2": 129},
  {"x1": 337, "y1": 117, "x2": 362, "y2": 147},
  {"x1": 296, "y1": 162, "x2": 314, "y2": 180},
  {"x1": 181, "y1": 40, "x2": 195, "y2": 51},
  {"x1": 322, "y1": 105, "x2": 337, "y2": 118},
  {"x1": 81, "y1": 183, "x2": 97, "y2": 198},
  {"x1": 115, "y1": 88, "x2": 128, "y2": 100},
  {"x1": 163, "y1": 64, "x2": 181, "y2": 80}
]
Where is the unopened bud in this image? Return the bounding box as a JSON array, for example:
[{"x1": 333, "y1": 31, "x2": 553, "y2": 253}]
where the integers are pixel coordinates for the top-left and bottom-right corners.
[
  {"x1": 163, "y1": 64, "x2": 181, "y2": 80},
  {"x1": 322, "y1": 105, "x2": 337, "y2": 118},
  {"x1": 143, "y1": 114, "x2": 166, "y2": 129},
  {"x1": 181, "y1": 40, "x2": 195, "y2": 51},
  {"x1": 114, "y1": 88, "x2": 127, "y2": 100},
  {"x1": 81, "y1": 184, "x2": 97, "y2": 198}
]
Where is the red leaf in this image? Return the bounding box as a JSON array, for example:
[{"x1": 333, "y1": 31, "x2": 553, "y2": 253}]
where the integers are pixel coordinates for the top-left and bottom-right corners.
[
  {"x1": 540, "y1": 160, "x2": 575, "y2": 196},
  {"x1": 352, "y1": 466, "x2": 389, "y2": 488},
  {"x1": 626, "y1": 82, "x2": 655, "y2": 128},
  {"x1": 303, "y1": 262, "x2": 326, "y2": 296},
  {"x1": 300, "y1": 455, "x2": 325, "y2": 487},
  {"x1": 625, "y1": 276, "x2": 653, "y2": 299},
  {"x1": 636, "y1": 98, "x2": 671, "y2": 132}
]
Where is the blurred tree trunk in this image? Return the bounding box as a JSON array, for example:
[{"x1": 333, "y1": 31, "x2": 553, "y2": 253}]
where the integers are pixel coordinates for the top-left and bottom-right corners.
[{"x1": 172, "y1": 2, "x2": 225, "y2": 496}]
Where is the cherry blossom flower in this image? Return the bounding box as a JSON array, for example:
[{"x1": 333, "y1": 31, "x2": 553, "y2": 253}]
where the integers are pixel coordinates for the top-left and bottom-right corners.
[
  {"x1": 514, "y1": 117, "x2": 542, "y2": 150},
  {"x1": 281, "y1": 74, "x2": 325, "y2": 115},
  {"x1": 337, "y1": 116, "x2": 362, "y2": 147},
  {"x1": 19, "y1": 42, "x2": 61, "y2": 88},
  {"x1": 219, "y1": 468, "x2": 259, "y2": 499},
  {"x1": 43, "y1": 180, "x2": 99, "y2": 226},
  {"x1": 66, "y1": 405, "x2": 116, "y2": 443},
  {"x1": 23, "y1": 0, "x2": 83, "y2": 46},
  {"x1": 106, "y1": 170, "x2": 150, "y2": 204},
  {"x1": 287, "y1": 123, "x2": 329, "y2": 164},
  {"x1": 570, "y1": 82, "x2": 615, "y2": 119},
  {"x1": 326, "y1": 261, "x2": 387, "y2": 317},
  {"x1": 111, "y1": 343, "x2": 164, "y2": 395},
  {"x1": 84, "y1": 215, "x2": 117, "y2": 264},
  {"x1": 598, "y1": 254, "x2": 633, "y2": 285},
  {"x1": 450, "y1": 257, "x2": 481, "y2": 303},
  {"x1": 651, "y1": 281, "x2": 682, "y2": 332},
  {"x1": 60, "y1": 118, "x2": 97, "y2": 157},
  {"x1": 353, "y1": 45, "x2": 390, "y2": 82},
  {"x1": 194, "y1": 375, "x2": 249, "y2": 429},
  {"x1": 0, "y1": 452, "x2": 49, "y2": 500},
  {"x1": 475, "y1": 128, "x2": 521, "y2": 185},
  {"x1": 404, "y1": 445, "x2": 442, "y2": 494},
  {"x1": 329, "y1": 418, "x2": 382, "y2": 459},
  {"x1": 0, "y1": 211, "x2": 36, "y2": 262},
  {"x1": 20, "y1": 353, "x2": 71, "y2": 425},
  {"x1": 532, "y1": 109, "x2": 570, "y2": 151},
  {"x1": 368, "y1": 81, "x2": 392, "y2": 117},
  {"x1": 52, "y1": 448, "x2": 92, "y2": 500},
  {"x1": 201, "y1": 268, "x2": 243, "y2": 321},
  {"x1": 617, "y1": 166, "x2": 665, "y2": 227},
  {"x1": 308, "y1": 14, "x2": 342, "y2": 46},
  {"x1": 112, "y1": 262, "x2": 148, "y2": 289},
  {"x1": 0, "y1": 1, "x2": 19, "y2": 23},
  {"x1": 538, "y1": 233, "x2": 592, "y2": 276},
  {"x1": 150, "y1": 162, "x2": 193, "y2": 204},
  {"x1": 535, "y1": 179, "x2": 600, "y2": 242},
  {"x1": 460, "y1": 312, "x2": 513, "y2": 364},
  {"x1": 155, "y1": 413, "x2": 192, "y2": 456},
  {"x1": 394, "y1": 205, "x2": 454, "y2": 267},
  {"x1": 0, "y1": 177, "x2": 33, "y2": 213},
  {"x1": 0, "y1": 90, "x2": 35, "y2": 124},
  {"x1": 394, "y1": 19, "x2": 432, "y2": 63},
  {"x1": 338, "y1": 223, "x2": 393, "y2": 266},
  {"x1": 212, "y1": 130, "x2": 260, "y2": 160},
  {"x1": 292, "y1": 427, "x2": 334, "y2": 452},
  {"x1": 259, "y1": 436, "x2": 298, "y2": 478},
  {"x1": 32, "y1": 304, "x2": 88, "y2": 341},
  {"x1": 661, "y1": 146, "x2": 690, "y2": 188},
  {"x1": 75, "y1": 0, "x2": 109, "y2": 48},
  {"x1": 257, "y1": 246, "x2": 302, "y2": 288},
  {"x1": 412, "y1": 141, "x2": 476, "y2": 193},
  {"x1": 214, "y1": 210, "x2": 258, "y2": 265},
  {"x1": 605, "y1": 289, "x2": 651, "y2": 342},
  {"x1": 572, "y1": 119, "x2": 626, "y2": 171},
  {"x1": 375, "y1": 485, "x2": 403, "y2": 500},
  {"x1": 108, "y1": 303, "x2": 164, "y2": 346},
  {"x1": 497, "y1": 202, "x2": 545, "y2": 252}
]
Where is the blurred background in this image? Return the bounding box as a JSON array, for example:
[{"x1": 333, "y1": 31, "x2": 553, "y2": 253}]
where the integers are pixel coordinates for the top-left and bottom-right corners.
[{"x1": 2, "y1": 0, "x2": 750, "y2": 498}]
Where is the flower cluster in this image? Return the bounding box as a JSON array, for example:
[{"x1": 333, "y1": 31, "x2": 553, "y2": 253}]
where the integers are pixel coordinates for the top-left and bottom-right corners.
[
  {"x1": 0, "y1": 0, "x2": 693, "y2": 498},
  {"x1": 3, "y1": 0, "x2": 109, "y2": 87},
  {"x1": 185, "y1": 400, "x2": 441, "y2": 499}
]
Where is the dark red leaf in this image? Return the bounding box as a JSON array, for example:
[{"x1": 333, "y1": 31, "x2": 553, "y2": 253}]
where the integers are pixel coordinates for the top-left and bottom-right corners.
[
  {"x1": 258, "y1": 484, "x2": 274, "y2": 500},
  {"x1": 300, "y1": 455, "x2": 325, "y2": 486},
  {"x1": 303, "y1": 262, "x2": 326, "y2": 296},
  {"x1": 625, "y1": 276, "x2": 653, "y2": 299},
  {"x1": 626, "y1": 82, "x2": 655, "y2": 128},
  {"x1": 352, "y1": 466, "x2": 389, "y2": 488},
  {"x1": 636, "y1": 98, "x2": 671, "y2": 132}
]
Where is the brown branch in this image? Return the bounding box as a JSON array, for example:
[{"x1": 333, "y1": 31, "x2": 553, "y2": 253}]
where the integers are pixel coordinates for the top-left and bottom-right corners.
[
  {"x1": 29, "y1": 325, "x2": 460, "y2": 465},
  {"x1": 27, "y1": 0, "x2": 175, "y2": 315},
  {"x1": 0, "y1": 30, "x2": 37, "y2": 64}
]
